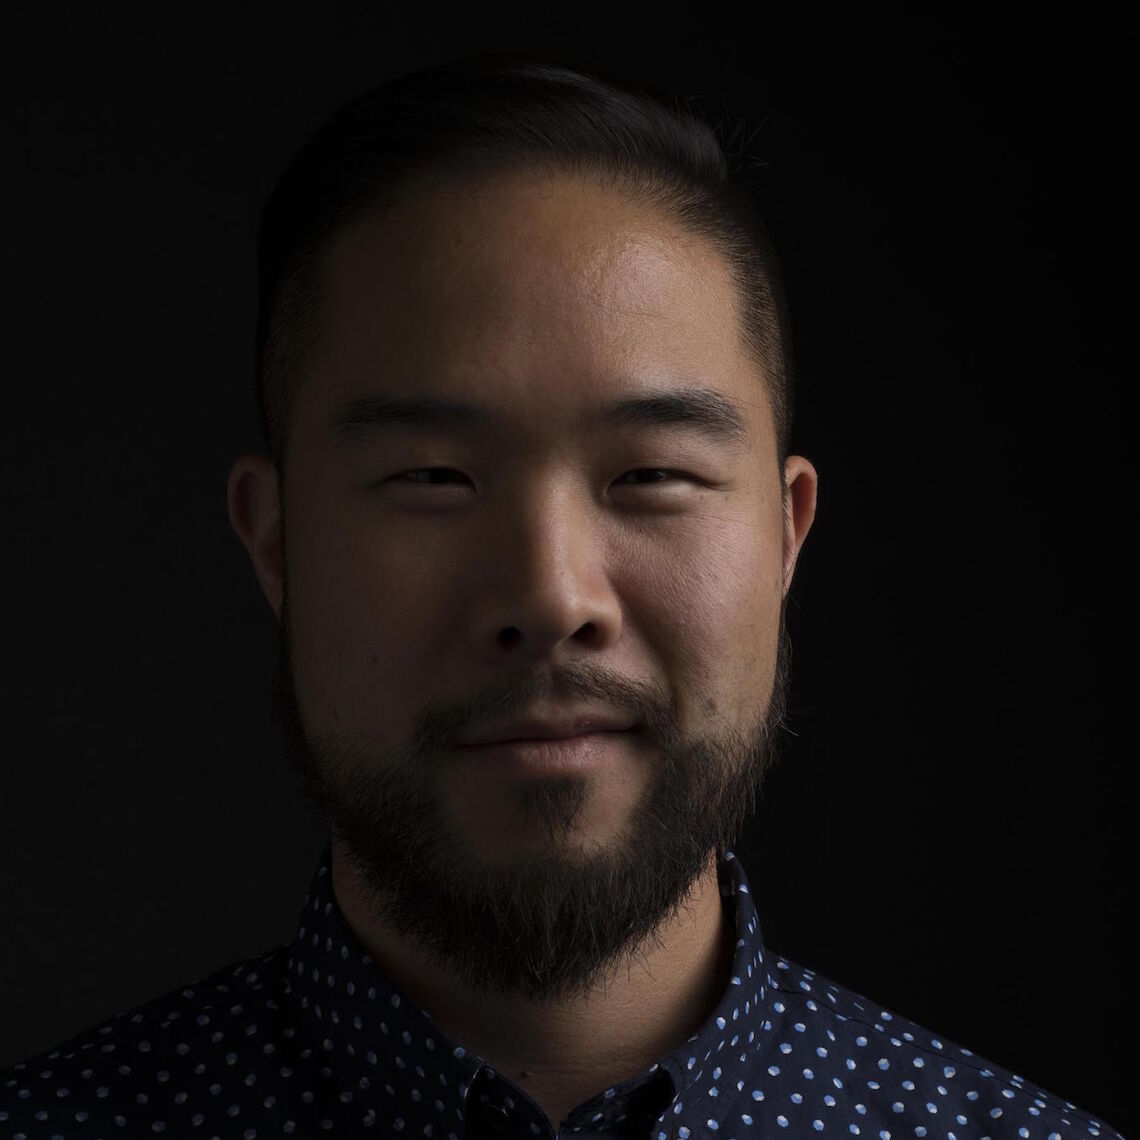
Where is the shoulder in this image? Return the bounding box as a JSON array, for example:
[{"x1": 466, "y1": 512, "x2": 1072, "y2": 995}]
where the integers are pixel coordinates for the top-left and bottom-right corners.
[
  {"x1": 0, "y1": 943, "x2": 291, "y2": 1139},
  {"x1": 752, "y1": 950, "x2": 1126, "y2": 1140}
]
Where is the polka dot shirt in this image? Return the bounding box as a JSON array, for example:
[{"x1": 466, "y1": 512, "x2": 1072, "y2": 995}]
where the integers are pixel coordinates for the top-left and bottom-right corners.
[{"x1": 1, "y1": 845, "x2": 1124, "y2": 1139}]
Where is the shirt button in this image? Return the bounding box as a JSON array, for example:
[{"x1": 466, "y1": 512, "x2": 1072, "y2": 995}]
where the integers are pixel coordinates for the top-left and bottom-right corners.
[{"x1": 473, "y1": 1101, "x2": 514, "y2": 1132}]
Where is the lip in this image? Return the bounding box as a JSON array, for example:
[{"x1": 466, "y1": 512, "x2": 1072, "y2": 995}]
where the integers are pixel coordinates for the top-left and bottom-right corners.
[
  {"x1": 457, "y1": 712, "x2": 640, "y2": 747},
  {"x1": 454, "y1": 729, "x2": 635, "y2": 775}
]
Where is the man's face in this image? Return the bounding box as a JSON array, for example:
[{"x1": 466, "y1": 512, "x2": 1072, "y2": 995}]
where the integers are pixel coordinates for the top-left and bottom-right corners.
[{"x1": 263, "y1": 167, "x2": 813, "y2": 1006}]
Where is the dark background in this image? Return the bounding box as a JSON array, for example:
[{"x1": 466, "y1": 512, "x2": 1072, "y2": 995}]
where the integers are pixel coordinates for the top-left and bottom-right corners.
[{"x1": 1, "y1": 3, "x2": 1130, "y2": 1135}]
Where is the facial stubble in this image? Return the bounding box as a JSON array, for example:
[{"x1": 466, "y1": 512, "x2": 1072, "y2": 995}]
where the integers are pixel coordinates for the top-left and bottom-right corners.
[{"x1": 268, "y1": 525, "x2": 793, "y2": 1006}]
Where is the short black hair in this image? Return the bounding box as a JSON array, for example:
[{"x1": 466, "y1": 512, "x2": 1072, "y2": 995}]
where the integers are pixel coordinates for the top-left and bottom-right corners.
[{"x1": 254, "y1": 51, "x2": 795, "y2": 494}]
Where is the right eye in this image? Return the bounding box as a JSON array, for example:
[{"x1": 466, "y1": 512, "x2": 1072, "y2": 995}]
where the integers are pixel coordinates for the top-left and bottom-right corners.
[{"x1": 393, "y1": 468, "x2": 470, "y2": 486}]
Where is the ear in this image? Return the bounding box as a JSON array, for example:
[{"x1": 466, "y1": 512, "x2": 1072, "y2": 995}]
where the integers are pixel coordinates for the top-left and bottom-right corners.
[
  {"x1": 227, "y1": 453, "x2": 285, "y2": 622},
  {"x1": 781, "y1": 455, "x2": 818, "y2": 596}
]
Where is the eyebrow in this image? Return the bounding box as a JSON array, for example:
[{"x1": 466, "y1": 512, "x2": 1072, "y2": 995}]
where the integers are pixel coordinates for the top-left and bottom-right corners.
[{"x1": 330, "y1": 386, "x2": 751, "y2": 451}]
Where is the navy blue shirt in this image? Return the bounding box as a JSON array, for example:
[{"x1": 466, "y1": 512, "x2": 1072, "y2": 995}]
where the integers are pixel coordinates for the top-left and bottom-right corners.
[{"x1": 1, "y1": 844, "x2": 1123, "y2": 1139}]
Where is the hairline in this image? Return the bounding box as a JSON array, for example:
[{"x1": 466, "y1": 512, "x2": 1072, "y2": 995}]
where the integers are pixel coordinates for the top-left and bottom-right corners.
[{"x1": 264, "y1": 158, "x2": 789, "y2": 501}]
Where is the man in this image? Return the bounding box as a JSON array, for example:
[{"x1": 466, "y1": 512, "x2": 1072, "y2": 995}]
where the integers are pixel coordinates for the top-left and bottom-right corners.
[{"x1": 1, "y1": 52, "x2": 1123, "y2": 1140}]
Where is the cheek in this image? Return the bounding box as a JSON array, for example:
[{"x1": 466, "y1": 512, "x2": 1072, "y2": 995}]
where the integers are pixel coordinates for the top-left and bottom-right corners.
[
  {"x1": 285, "y1": 516, "x2": 446, "y2": 712},
  {"x1": 343, "y1": 548, "x2": 447, "y2": 648},
  {"x1": 628, "y1": 503, "x2": 781, "y2": 620},
  {"x1": 617, "y1": 514, "x2": 783, "y2": 690}
]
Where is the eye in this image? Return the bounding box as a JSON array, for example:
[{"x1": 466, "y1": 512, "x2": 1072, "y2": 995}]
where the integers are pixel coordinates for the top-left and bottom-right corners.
[
  {"x1": 393, "y1": 468, "x2": 469, "y2": 486},
  {"x1": 391, "y1": 467, "x2": 698, "y2": 488},
  {"x1": 614, "y1": 468, "x2": 695, "y2": 486}
]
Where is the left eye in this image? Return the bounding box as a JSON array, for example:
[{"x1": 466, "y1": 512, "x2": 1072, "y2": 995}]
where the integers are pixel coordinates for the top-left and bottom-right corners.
[
  {"x1": 616, "y1": 469, "x2": 693, "y2": 485},
  {"x1": 393, "y1": 468, "x2": 695, "y2": 487}
]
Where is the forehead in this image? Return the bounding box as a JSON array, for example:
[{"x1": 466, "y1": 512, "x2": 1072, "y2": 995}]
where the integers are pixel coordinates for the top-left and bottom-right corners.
[{"x1": 300, "y1": 168, "x2": 768, "y2": 441}]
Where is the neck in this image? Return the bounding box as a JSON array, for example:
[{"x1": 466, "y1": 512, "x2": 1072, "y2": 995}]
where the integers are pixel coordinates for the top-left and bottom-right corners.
[{"x1": 332, "y1": 847, "x2": 735, "y2": 1124}]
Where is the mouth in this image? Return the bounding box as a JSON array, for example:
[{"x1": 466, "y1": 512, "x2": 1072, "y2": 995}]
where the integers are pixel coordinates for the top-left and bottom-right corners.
[
  {"x1": 466, "y1": 728, "x2": 636, "y2": 746},
  {"x1": 454, "y1": 729, "x2": 637, "y2": 774}
]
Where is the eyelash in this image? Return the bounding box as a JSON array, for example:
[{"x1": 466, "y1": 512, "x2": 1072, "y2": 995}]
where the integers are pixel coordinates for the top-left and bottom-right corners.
[{"x1": 392, "y1": 467, "x2": 698, "y2": 489}]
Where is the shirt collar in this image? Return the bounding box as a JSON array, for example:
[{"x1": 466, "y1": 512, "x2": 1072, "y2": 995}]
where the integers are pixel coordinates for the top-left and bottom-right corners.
[{"x1": 283, "y1": 841, "x2": 779, "y2": 1136}]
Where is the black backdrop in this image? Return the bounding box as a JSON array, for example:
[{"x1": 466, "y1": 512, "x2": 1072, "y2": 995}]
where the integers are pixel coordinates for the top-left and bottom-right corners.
[{"x1": 1, "y1": 4, "x2": 1130, "y2": 1135}]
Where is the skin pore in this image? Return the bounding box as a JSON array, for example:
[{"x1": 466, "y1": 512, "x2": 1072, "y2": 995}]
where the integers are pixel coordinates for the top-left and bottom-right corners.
[{"x1": 227, "y1": 165, "x2": 818, "y2": 1129}]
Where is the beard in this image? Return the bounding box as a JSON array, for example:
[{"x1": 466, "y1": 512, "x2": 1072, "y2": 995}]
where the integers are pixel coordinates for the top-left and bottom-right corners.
[{"x1": 269, "y1": 547, "x2": 793, "y2": 1008}]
